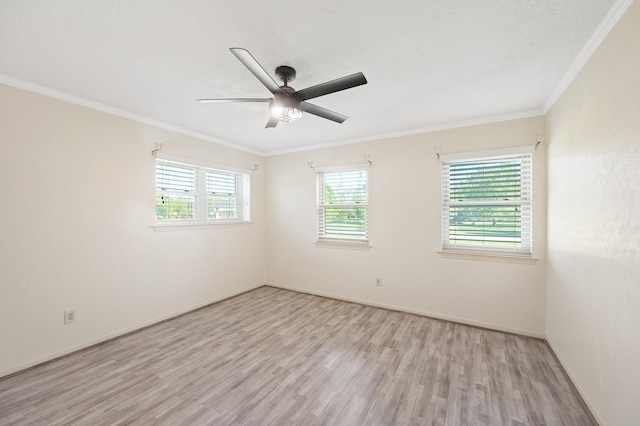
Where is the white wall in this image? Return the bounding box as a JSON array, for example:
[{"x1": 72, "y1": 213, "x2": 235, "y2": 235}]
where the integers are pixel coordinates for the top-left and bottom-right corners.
[
  {"x1": 546, "y1": 1, "x2": 640, "y2": 424},
  {"x1": 266, "y1": 116, "x2": 547, "y2": 337},
  {"x1": 5, "y1": 6, "x2": 637, "y2": 421},
  {"x1": 0, "y1": 84, "x2": 266, "y2": 377}
]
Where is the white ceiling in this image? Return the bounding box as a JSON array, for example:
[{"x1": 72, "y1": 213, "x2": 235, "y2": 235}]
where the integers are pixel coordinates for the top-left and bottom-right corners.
[{"x1": 0, "y1": 0, "x2": 618, "y2": 155}]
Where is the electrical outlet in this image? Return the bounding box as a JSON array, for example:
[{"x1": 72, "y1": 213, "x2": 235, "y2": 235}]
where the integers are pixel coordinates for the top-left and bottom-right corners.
[
  {"x1": 376, "y1": 278, "x2": 382, "y2": 287},
  {"x1": 64, "y1": 310, "x2": 76, "y2": 325}
]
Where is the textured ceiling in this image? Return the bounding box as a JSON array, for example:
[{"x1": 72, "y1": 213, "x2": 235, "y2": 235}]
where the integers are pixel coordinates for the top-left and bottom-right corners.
[{"x1": 0, "y1": 0, "x2": 617, "y2": 154}]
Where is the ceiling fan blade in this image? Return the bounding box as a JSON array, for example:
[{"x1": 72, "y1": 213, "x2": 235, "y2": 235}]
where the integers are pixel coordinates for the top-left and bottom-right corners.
[
  {"x1": 230, "y1": 48, "x2": 282, "y2": 95},
  {"x1": 197, "y1": 98, "x2": 272, "y2": 103},
  {"x1": 265, "y1": 116, "x2": 279, "y2": 128},
  {"x1": 293, "y1": 72, "x2": 367, "y2": 102},
  {"x1": 299, "y1": 102, "x2": 348, "y2": 123}
]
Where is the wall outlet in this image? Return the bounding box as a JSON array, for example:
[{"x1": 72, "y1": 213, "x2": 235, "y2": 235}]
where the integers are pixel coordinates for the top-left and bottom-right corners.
[
  {"x1": 64, "y1": 310, "x2": 76, "y2": 325},
  {"x1": 376, "y1": 278, "x2": 382, "y2": 287}
]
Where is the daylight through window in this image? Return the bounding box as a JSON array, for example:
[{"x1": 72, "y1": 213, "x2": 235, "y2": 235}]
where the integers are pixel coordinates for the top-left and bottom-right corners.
[
  {"x1": 441, "y1": 148, "x2": 532, "y2": 255},
  {"x1": 155, "y1": 158, "x2": 250, "y2": 226},
  {"x1": 317, "y1": 167, "x2": 369, "y2": 244}
]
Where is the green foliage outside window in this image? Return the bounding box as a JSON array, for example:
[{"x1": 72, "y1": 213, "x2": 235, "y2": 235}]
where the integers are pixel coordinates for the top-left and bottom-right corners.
[
  {"x1": 322, "y1": 170, "x2": 368, "y2": 239},
  {"x1": 448, "y1": 160, "x2": 523, "y2": 247},
  {"x1": 156, "y1": 195, "x2": 195, "y2": 220}
]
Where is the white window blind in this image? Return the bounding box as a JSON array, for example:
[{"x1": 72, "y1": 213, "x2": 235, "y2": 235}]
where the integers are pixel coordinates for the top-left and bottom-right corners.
[
  {"x1": 155, "y1": 162, "x2": 196, "y2": 220},
  {"x1": 317, "y1": 168, "x2": 369, "y2": 243},
  {"x1": 206, "y1": 171, "x2": 239, "y2": 220},
  {"x1": 155, "y1": 158, "x2": 250, "y2": 225},
  {"x1": 442, "y1": 149, "x2": 532, "y2": 255}
]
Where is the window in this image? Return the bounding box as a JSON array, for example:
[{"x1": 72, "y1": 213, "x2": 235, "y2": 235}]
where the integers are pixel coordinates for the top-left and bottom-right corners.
[
  {"x1": 155, "y1": 162, "x2": 196, "y2": 220},
  {"x1": 441, "y1": 146, "x2": 533, "y2": 255},
  {"x1": 316, "y1": 166, "x2": 369, "y2": 245},
  {"x1": 155, "y1": 156, "x2": 250, "y2": 227}
]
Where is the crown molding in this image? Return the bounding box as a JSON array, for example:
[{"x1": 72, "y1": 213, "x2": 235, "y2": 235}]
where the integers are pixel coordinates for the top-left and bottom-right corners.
[
  {"x1": 543, "y1": 0, "x2": 634, "y2": 112},
  {"x1": 3, "y1": 0, "x2": 630, "y2": 160},
  {"x1": 0, "y1": 74, "x2": 266, "y2": 156},
  {"x1": 0, "y1": 72, "x2": 544, "y2": 157},
  {"x1": 265, "y1": 109, "x2": 544, "y2": 156}
]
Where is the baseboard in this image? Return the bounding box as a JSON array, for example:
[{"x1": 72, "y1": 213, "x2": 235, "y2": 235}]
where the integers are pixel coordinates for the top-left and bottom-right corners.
[
  {"x1": 266, "y1": 283, "x2": 546, "y2": 339},
  {"x1": 0, "y1": 284, "x2": 263, "y2": 379},
  {"x1": 545, "y1": 339, "x2": 603, "y2": 425},
  {"x1": 3, "y1": 283, "x2": 599, "y2": 423},
  {"x1": 266, "y1": 284, "x2": 603, "y2": 420}
]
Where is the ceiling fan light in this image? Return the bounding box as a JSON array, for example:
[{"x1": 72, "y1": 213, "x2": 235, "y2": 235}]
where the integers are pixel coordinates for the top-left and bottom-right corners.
[{"x1": 270, "y1": 104, "x2": 303, "y2": 122}]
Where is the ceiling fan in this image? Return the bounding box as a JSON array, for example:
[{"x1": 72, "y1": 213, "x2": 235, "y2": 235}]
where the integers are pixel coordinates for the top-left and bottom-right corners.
[{"x1": 197, "y1": 48, "x2": 368, "y2": 128}]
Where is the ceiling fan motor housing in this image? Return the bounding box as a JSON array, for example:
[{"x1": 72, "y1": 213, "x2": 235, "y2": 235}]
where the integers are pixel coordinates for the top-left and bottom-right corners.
[{"x1": 275, "y1": 65, "x2": 296, "y2": 85}]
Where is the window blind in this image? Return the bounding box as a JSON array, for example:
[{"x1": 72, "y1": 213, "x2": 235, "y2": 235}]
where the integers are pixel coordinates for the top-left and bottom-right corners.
[
  {"x1": 155, "y1": 162, "x2": 196, "y2": 220},
  {"x1": 206, "y1": 171, "x2": 238, "y2": 220},
  {"x1": 155, "y1": 159, "x2": 250, "y2": 224},
  {"x1": 318, "y1": 169, "x2": 368, "y2": 241},
  {"x1": 206, "y1": 171, "x2": 237, "y2": 195},
  {"x1": 442, "y1": 153, "x2": 532, "y2": 254}
]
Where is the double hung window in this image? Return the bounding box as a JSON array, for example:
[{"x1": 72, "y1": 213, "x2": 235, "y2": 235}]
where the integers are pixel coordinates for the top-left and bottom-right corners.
[
  {"x1": 441, "y1": 146, "x2": 533, "y2": 255},
  {"x1": 316, "y1": 165, "x2": 369, "y2": 245},
  {"x1": 155, "y1": 156, "x2": 250, "y2": 226}
]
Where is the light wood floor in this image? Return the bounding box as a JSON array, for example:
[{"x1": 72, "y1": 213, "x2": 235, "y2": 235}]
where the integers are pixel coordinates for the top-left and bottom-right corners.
[{"x1": 1, "y1": 286, "x2": 595, "y2": 425}]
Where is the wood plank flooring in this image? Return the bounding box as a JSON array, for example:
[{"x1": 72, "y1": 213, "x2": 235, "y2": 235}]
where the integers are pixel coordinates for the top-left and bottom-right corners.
[{"x1": 0, "y1": 286, "x2": 595, "y2": 425}]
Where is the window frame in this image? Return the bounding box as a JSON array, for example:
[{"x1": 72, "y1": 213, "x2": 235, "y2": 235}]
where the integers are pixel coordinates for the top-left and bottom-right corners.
[
  {"x1": 154, "y1": 154, "x2": 251, "y2": 230},
  {"x1": 315, "y1": 163, "x2": 370, "y2": 249},
  {"x1": 440, "y1": 145, "x2": 534, "y2": 258}
]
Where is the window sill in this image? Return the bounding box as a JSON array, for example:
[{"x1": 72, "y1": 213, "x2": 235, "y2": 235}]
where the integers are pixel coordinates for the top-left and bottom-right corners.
[
  {"x1": 315, "y1": 239, "x2": 371, "y2": 251},
  {"x1": 438, "y1": 249, "x2": 536, "y2": 264},
  {"x1": 152, "y1": 221, "x2": 252, "y2": 232}
]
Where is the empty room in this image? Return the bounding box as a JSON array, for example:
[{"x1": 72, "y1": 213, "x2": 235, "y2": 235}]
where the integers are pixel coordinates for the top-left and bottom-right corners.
[{"x1": 1, "y1": 1, "x2": 638, "y2": 425}]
